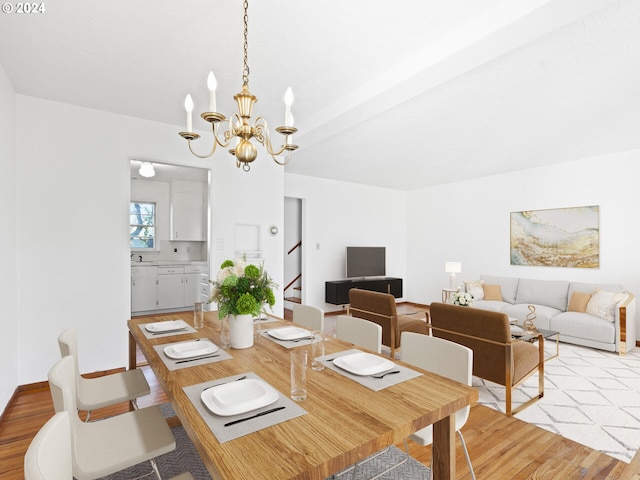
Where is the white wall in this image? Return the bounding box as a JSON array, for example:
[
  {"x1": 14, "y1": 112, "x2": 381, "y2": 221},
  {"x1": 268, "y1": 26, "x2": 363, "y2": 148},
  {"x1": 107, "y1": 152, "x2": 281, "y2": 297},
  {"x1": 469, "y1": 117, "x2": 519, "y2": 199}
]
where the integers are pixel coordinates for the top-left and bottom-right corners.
[
  {"x1": 406, "y1": 153, "x2": 640, "y2": 339},
  {"x1": 13, "y1": 94, "x2": 284, "y2": 387},
  {"x1": 208, "y1": 148, "x2": 285, "y2": 318},
  {"x1": 284, "y1": 173, "x2": 408, "y2": 312},
  {"x1": 0, "y1": 64, "x2": 18, "y2": 410}
]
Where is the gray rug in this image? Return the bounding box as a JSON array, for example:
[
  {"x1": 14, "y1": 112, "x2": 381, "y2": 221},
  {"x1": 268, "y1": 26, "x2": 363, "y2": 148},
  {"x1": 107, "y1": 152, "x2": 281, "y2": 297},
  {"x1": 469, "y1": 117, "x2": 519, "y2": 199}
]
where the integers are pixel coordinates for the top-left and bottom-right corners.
[
  {"x1": 97, "y1": 424, "x2": 211, "y2": 479},
  {"x1": 98, "y1": 421, "x2": 429, "y2": 480},
  {"x1": 327, "y1": 446, "x2": 430, "y2": 480}
]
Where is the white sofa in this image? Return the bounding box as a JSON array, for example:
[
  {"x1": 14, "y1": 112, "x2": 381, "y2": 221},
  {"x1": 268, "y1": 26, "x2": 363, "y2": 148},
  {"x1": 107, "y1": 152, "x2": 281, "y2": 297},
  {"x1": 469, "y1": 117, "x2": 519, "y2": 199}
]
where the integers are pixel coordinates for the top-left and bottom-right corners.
[{"x1": 463, "y1": 275, "x2": 636, "y2": 354}]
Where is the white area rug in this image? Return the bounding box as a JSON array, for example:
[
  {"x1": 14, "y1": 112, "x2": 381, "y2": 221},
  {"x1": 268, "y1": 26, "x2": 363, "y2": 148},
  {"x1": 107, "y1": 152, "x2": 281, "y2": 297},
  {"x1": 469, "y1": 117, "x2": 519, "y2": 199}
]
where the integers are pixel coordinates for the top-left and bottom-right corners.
[{"x1": 475, "y1": 341, "x2": 640, "y2": 462}]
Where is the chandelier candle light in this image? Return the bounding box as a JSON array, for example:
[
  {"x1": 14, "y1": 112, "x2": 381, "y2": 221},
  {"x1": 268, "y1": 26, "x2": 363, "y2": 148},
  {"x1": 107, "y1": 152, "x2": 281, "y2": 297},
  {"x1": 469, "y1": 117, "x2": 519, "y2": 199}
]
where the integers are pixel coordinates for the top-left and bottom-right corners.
[{"x1": 179, "y1": 0, "x2": 298, "y2": 171}]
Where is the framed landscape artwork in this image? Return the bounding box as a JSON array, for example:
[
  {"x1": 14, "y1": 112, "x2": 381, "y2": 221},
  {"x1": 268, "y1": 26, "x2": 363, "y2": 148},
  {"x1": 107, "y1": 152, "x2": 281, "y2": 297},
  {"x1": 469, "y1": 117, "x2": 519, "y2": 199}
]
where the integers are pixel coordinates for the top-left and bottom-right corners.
[{"x1": 510, "y1": 205, "x2": 599, "y2": 268}]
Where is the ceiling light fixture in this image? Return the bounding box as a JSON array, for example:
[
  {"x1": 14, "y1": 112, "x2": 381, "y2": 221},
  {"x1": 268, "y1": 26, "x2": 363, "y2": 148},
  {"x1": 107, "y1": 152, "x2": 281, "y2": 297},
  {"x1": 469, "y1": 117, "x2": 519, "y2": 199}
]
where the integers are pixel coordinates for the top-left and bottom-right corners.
[
  {"x1": 178, "y1": 0, "x2": 298, "y2": 172},
  {"x1": 139, "y1": 162, "x2": 155, "y2": 178}
]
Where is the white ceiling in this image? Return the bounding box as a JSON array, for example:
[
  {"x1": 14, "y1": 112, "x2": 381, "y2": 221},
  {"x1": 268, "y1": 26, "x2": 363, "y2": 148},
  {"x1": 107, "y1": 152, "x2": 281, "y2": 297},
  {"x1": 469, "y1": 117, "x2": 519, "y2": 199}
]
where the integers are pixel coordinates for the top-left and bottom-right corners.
[{"x1": 2, "y1": 0, "x2": 639, "y2": 190}]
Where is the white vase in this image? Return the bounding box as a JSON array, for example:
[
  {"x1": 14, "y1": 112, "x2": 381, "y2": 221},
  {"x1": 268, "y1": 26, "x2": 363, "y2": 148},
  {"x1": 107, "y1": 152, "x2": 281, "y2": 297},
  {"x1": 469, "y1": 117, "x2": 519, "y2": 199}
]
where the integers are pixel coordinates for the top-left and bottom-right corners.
[{"x1": 229, "y1": 314, "x2": 254, "y2": 349}]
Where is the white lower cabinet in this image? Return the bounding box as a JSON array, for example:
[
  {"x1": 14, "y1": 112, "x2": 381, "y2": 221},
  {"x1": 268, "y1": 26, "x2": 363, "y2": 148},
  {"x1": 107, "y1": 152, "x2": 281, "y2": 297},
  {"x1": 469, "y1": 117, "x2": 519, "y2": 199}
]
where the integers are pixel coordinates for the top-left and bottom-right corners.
[
  {"x1": 131, "y1": 266, "x2": 158, "y2": 312},
  {"x1": 184, "y1": 266, "x2": 204, "y2": 307},
  {"x1": 158, "y1": 267, "x2": 185, "y2": 309},
  {"x1": 132, "y1": 264, "x2": 209, "y2": 313}
]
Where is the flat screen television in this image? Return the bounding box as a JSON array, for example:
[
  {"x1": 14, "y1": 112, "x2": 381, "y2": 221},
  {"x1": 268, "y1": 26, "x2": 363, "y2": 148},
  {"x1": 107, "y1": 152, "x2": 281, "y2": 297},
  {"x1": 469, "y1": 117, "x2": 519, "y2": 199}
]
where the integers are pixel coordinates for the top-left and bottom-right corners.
[{"x1": 346, "y1": 246, "x2": 386, "y2": 278}]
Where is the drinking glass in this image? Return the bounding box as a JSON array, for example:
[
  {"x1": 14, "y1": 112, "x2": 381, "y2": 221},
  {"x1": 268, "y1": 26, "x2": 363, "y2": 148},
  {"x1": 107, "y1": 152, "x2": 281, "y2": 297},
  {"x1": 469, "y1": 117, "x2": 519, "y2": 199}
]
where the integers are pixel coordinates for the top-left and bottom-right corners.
[
  {"x1": 254, "y1": 314, "x2": 262, "y2": 339},
  {"x1": 219, "y1": 317, "x2": 231, "y2": 349},
  {"x1": 290, "y1": 349, "x2": 308, "y2": 401},
  {"x1": 193, "y1": 302, "x2": 204, "y2": 329},
  {"x1": 310, "y1": 330, "x2": 325, "y2": 371}
]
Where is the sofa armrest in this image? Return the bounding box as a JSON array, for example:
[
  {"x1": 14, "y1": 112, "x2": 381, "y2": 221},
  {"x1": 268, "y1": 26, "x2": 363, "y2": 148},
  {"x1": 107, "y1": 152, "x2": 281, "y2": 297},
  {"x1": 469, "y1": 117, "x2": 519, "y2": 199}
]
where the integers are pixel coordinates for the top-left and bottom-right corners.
[{"x1": 617, "y1": 292, "x2": 636, "y2": 355}]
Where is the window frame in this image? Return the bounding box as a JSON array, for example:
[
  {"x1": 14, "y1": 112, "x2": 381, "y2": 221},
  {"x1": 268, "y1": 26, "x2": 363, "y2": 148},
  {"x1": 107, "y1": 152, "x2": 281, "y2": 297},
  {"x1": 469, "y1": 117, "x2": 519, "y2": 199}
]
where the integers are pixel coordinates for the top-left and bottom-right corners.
[{"x1": 130, "y1": 200, "x2": 158, "y2": 251}]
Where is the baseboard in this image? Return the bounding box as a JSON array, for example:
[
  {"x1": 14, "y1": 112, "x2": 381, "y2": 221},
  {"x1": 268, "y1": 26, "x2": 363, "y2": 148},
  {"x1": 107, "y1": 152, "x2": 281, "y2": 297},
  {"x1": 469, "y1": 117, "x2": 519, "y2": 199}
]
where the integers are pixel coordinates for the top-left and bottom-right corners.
[
  {"x1": 0, "y1": 386, "x2": 20, "y2": 429},
  {"x1": 0, "y1": 366, "x2": 130, "y2": 429}
]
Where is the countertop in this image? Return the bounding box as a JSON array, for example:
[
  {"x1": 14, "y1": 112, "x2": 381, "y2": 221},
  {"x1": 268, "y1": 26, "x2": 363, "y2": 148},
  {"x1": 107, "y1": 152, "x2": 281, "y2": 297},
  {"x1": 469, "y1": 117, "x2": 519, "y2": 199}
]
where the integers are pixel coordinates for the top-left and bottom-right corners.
[{"x1": 130, "y1": 261, "x2": 208, "y2": 267}]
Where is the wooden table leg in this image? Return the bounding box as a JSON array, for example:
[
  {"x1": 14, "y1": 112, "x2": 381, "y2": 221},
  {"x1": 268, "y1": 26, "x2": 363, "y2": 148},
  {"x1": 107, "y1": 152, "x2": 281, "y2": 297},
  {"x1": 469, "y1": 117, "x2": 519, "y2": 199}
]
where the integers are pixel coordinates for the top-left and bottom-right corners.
[
  {"x1": 432, "y1": 414, "x2": 456, "y2": 480},
  {"x1": 128, "y1": 331, "x2": 137, "y2": 371},
  {"x1": 128, "y1": 331, "x2": 137, "y2": 411}
]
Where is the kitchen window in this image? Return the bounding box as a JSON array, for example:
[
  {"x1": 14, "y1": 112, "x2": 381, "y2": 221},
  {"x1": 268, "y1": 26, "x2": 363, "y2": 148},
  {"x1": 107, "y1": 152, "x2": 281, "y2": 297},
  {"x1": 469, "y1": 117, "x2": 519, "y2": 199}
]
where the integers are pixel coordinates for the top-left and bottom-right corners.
[{"x1": 130, "y1": 201, "x2": 156, "y2": 249}]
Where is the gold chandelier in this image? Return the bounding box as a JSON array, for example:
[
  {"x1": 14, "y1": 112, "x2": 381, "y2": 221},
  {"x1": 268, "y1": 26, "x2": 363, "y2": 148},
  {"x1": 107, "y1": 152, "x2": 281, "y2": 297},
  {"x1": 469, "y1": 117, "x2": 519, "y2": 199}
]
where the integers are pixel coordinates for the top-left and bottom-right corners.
[{"x1": 178, "y1": 0, "x2": 298, "y2": 172}]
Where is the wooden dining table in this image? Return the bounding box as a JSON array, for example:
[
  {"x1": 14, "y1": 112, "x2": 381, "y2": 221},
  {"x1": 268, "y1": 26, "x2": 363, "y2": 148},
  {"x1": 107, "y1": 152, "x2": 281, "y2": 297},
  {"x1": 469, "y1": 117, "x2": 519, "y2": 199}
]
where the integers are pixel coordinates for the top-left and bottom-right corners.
[{"x1": 128, "y1": 311, "x2": 478, "y2": 480}]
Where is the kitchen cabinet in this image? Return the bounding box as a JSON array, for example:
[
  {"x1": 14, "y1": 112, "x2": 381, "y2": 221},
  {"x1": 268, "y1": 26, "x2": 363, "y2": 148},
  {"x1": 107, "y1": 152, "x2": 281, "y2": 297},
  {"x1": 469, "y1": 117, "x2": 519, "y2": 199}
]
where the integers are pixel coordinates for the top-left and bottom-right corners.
[
  {"x1": 131, "y1": 266, "x2": 158, "y2": 312},
  {"x1": 184, "y1": 265, "x2": 206, "y2": 307},
  {"x1": 132, "y1": 263, "x2": 209, "y2": 314},
  {"x1": 170, "y1": 191, "x2": 205, "y2": 241},
  {"x1": 200, "y1": 271, "x2": 210, "y2": 307},
  {"x1": 158, "y1": 266, "x2": 185, "y2": 309}
]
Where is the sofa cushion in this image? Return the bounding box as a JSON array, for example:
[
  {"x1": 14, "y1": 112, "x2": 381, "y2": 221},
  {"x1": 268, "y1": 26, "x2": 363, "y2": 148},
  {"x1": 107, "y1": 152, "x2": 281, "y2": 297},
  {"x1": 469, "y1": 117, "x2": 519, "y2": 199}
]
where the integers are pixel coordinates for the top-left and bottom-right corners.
[
  {"x1": 464, "y1": 280, "x2": 485, "y2": 300},
  {"x1": 514, "y1": 278, "x2": 570, "y2": 312},
  {"x1": 586, "y1": 289, "x2": 627, "y2": 322},
  {"x1": 480, "y1": 275, "x2": 519, "y2": 304},
  {"x1": 568, "y1": 282, "x2": 624, "y2": 308},
  {"x1": 568, "y1": 291, "x2": 591, "y2": 313},
  {"x1": 550, "y1": 311, "x2": 616, "y2": 343},
  {"x1": 483, "y1": 284, "x2": 502, "y2": 301},
  {"x1": 473, "y1": 300, "x2": 510, "y2": 313},
  {"x1": 502, "y1": 303, "x2": 561, "y2": 331}
]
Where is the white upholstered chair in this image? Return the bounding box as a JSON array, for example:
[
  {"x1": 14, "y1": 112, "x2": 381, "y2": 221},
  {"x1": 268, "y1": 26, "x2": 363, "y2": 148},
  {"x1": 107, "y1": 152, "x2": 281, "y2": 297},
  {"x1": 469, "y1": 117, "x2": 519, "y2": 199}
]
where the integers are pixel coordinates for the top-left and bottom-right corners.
[
  {"x1": 401, "y1": 332, "x2": 476, "y2": 480},
  {"x1": 336, "y1": 315, "x2": 382, "y2": 353},
  {"x1": 48, "y1": 355, "x2": 177, "y2": 480},
  {"x1": 24, "y1": 411, "x2": 72, "y2": 480},
  {"x1": 24, "y1": 409, "x2": 193, "y2": 480},
  {"x1": 292, "y1": 304, "x2": 324, "y2": 332},
  {"x1": 58, "y1": 328, "x2": 150, "y2": 421}
]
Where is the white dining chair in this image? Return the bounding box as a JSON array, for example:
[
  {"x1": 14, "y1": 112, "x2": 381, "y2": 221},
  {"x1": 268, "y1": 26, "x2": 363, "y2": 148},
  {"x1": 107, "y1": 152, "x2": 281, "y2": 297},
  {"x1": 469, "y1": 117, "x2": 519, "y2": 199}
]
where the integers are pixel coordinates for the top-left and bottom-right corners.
[
  {"x1": 293, "y1": 304, "x2": 324, "y2": 332},
  {"x1": 336, "y1": 315, "x2": 382, "y2": 353},
  {"x1": 58, "y1": 328, "x2": 150, "y2": 421},
  {"x1": 48, "y1": 355, "x2": 177, "y2": 480},
  {"x1": 24, "y1": 411, "x2": 72, "y2": 480},
  {"x1": 401, "y1": 332, "x2": 476, "y2": 480},
  {"x1": 24, "y1": 410, "x2": 194, "y2": 480}
]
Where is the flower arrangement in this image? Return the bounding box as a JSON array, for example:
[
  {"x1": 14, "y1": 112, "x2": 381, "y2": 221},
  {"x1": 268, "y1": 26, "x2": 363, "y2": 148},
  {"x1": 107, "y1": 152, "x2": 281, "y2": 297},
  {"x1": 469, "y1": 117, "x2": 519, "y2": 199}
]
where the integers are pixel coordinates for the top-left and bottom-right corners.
[
  {"x1": 209, "y1": 259, "x2": 277, "y2": 318},
  {"x1": 451, "y1": 291, "x2": 474, "y2": 307}
]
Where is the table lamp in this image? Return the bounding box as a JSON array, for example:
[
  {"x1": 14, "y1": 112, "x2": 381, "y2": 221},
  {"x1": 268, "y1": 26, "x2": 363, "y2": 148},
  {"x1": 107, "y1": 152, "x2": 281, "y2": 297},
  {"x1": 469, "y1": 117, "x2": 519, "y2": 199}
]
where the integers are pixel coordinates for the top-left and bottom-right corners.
[{"x1": 445, "y1": 261, "x2": 462, "y2": 290}]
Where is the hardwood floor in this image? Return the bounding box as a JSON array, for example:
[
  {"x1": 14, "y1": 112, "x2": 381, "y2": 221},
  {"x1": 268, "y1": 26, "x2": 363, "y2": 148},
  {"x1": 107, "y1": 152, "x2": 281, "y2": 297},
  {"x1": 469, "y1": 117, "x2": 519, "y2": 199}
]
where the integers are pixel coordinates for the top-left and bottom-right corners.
[{"x1": 1, "y1": 305, "x2": 637, "y2": 479}]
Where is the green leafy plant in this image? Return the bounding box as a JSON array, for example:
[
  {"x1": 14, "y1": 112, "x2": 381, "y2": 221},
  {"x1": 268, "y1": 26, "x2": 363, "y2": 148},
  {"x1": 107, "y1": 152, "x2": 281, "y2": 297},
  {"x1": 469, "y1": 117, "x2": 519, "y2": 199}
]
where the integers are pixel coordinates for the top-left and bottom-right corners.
[{"x1": 209, "y1": 259, "x2": 277, "y2": 318}]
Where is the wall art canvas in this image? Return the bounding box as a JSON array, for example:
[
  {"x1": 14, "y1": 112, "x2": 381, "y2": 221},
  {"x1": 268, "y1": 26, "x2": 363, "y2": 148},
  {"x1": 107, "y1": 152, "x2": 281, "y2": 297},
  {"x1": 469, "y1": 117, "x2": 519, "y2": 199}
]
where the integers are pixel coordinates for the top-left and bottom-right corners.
[{"x1": 510, "y1": 205, "x2": 599, "y2": 268}]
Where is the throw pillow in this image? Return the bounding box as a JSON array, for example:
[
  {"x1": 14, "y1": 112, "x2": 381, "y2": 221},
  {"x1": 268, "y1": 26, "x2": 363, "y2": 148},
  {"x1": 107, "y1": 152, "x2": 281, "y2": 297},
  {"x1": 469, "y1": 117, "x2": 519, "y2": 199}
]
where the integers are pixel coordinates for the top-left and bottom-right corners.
[
  {"x1": 483, "y1": 284, "x2": 502, "y2": 301},
  {"x1": 586, "y1": 288, "x2": 626, "y2": 322},
  {"x1": 568, "y1": 291, "x2": 591, "y2": 313},
  {"x1": 464, "y1": 280, "x2": 485, "y2": 300}
]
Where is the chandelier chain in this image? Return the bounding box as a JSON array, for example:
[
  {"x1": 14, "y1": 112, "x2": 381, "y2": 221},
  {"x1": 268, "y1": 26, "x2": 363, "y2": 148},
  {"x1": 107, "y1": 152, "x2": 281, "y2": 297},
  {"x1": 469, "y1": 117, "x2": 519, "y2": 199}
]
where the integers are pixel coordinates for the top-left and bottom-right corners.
[{"x1": 242, "y1": 0, "x2": 249, "y2": 86}]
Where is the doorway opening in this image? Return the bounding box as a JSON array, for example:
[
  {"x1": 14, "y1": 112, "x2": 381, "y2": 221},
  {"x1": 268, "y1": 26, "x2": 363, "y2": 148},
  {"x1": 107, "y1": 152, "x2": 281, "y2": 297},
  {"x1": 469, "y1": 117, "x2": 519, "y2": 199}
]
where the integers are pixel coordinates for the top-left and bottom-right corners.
[{"x1": 284, "y1": 197, "x2": 303, "y2": 317}]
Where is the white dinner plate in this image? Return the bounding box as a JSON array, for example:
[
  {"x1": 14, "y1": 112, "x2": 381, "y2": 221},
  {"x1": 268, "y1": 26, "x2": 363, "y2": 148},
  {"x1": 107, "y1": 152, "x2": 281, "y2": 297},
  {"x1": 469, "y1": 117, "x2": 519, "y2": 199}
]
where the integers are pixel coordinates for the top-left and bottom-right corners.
[
  {"x1": 268, "y1": 326, "x2": 311, "y2": 341},
  {"x1": 145, "y1": 320, "x2": 188, "y2": 333},
  {"x1": 333, "y1": 352, "x2": 395, "y2": 376},
  {"x1": 201, "y1": 378, "x2": 279, "y2": 416},
  {"x1": 164, "y1": 340, "x2": 218, "y2": 359}
]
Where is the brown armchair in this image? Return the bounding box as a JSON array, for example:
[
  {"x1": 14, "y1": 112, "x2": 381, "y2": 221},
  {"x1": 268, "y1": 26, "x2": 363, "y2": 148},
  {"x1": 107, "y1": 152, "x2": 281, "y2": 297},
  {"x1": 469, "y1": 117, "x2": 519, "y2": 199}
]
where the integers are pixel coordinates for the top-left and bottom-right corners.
[
  {"x1": 347, "y1": 289, "x2": 427, "y2": 359},
  {"x1": 429, "y1": 302, "x2": 544, "y2": 416}
]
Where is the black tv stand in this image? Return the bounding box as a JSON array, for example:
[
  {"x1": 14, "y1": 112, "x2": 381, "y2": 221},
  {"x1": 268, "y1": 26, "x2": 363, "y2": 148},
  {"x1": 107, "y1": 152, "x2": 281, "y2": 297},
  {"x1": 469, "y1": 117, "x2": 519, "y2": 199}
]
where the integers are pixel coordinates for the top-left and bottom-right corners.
[{"x1": 325, "y1": 277, "x2": 403, "y2": 305}]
